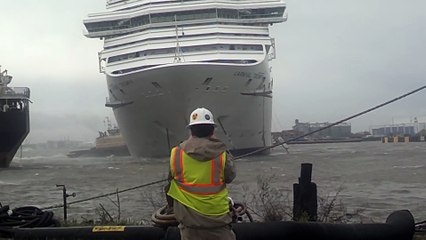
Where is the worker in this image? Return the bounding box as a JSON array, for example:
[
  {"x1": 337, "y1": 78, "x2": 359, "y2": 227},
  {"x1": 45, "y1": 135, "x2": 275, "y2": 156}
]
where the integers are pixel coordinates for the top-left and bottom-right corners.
[{"x1": 167, "y1": 107, "x2": 236, "y2": 240}]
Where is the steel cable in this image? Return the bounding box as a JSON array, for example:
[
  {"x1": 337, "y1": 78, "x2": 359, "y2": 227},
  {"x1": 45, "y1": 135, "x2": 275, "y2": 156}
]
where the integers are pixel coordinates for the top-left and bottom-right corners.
[
  {"x1": 415, "y1": 220, "x2": 426, "y2": 232},
  {"x1": 233, "y1": 84, "x2": 426, "y2": 160},
  {"x1": 40, "y1": 85, "x2": 426, "y2": 213},
  {"x1": 41, "y1": 178, "x2": 168, "y2": 210}
]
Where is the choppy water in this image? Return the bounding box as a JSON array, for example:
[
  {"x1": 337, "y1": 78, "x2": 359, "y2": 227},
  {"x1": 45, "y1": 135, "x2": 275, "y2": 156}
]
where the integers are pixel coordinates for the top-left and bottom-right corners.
[{"x1": 1, "y1": 142, "x2": 425, "y2": 224}]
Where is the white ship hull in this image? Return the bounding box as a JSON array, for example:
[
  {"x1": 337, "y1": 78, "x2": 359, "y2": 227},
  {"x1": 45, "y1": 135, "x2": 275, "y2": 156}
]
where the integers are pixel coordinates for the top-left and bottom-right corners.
[
  {"x1": 107, "y1": 58, "x2": 272, "y2": 157},
  {"x1": 83, "y1": 0, "x2": 287, "y2": 158}
]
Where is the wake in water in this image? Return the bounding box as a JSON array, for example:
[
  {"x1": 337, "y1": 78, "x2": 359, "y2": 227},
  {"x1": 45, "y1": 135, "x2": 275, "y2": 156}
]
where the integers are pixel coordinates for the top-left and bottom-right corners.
[{"x1": 392, "y1": 165, "x2": 424, "y2": 169}]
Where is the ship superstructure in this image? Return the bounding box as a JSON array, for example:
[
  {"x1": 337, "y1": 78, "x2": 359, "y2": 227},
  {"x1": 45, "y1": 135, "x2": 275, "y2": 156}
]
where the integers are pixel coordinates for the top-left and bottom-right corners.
[
  {"x1": 83, "y1": 0, "x2": 287, "y2": 157},
  {"x1": 0, "y1": 67, "x2": 30, "y2": 167}
]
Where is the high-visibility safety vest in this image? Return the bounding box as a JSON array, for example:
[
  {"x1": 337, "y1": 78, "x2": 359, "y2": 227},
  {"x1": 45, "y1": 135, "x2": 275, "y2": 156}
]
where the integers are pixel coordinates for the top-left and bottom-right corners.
[{"x1": 167, "y1": 146, "x2": 230, "y2": 216}]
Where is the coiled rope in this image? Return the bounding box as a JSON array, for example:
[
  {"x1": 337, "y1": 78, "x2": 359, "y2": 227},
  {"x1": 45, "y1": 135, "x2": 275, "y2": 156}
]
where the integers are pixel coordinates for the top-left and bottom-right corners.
[
  {"x1": 0, "y1": 205, "x2": 57, "y2": 228},
  {"x1": 151, "y1": 201, "x2": 253, "y2": 227},
  {"x1": 231, "y1": 202, "x2": 253, "y2": 223},
  {"x1": 151, "y1": 205, "x2": 178, "y2": 227},
  {"x1": 415, "y1": 220, "x2": 426, "y2": 232},
  {"x1": 40, "y1": 85, "x2": 426, "y2": 213}
]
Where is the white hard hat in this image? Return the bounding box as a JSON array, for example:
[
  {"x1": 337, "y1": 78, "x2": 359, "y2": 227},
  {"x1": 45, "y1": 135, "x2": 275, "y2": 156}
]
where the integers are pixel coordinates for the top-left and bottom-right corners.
[{"x1": 187, "y1": 107, "x2": 215, "y2": 127}]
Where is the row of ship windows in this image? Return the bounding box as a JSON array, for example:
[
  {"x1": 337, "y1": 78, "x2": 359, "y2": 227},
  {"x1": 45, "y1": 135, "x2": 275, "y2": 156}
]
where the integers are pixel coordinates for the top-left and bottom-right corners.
[
  {"x1": 85, "y1": 7, "x2": 285, "y2": 33},
  {"x1": 110, "y1": 0, "x2": 214, "y2": 11},
  {"x1": 104, "y1": 32, "x2": 269, "y2": 50},
  {"x1": 111, "y1": 59, "x2": 257, "y2": 75},
  {"x1": 108, "y1": 44, "x2": 263, "y2": 63}
]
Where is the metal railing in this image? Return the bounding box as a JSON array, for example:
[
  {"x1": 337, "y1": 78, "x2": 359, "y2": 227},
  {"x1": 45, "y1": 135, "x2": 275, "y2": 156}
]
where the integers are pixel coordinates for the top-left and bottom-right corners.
[{"x1": 0, "y1": 87, "x2": 31, "y2": 99}]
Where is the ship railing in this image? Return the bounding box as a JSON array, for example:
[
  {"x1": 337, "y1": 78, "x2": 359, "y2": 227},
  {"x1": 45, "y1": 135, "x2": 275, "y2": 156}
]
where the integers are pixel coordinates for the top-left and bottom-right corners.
[
  {"x1": 268, "y1": 37, "x2": 276, "y2": 61},
  {"x1": 0, "y1": 87, "x2": 31, "y2": 99},
  {"x1": 85, "y1": 16, "x2": 286, "y2": 38}
]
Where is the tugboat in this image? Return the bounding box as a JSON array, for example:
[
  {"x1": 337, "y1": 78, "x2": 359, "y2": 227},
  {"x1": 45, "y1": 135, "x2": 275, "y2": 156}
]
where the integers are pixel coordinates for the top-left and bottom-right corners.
[
  {"x1": 67, "y1": 117, "x2": 130, "y2": 158},
  {"x1": 0, "y1": 67, "x2": 30, "y2": 168}
]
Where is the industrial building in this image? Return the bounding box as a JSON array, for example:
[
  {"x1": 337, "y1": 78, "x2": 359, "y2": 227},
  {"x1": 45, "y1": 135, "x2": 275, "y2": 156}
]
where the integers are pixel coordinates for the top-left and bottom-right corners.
[
  {"x1": 292, "y1": 119, "x2": 352, "y2": 138},
  {"x1": 371, "y1": 121, "x2": 426, "y2": 137}
]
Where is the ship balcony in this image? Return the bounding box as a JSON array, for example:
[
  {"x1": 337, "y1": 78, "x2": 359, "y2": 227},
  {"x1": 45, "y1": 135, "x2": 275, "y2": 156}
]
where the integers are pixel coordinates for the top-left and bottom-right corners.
[
  {"x1": 105, "y1": 50, "x2": 266, "y2": 76},
  {"x1": 84, "y1": 16, "x2": 286, "y2": 39}
]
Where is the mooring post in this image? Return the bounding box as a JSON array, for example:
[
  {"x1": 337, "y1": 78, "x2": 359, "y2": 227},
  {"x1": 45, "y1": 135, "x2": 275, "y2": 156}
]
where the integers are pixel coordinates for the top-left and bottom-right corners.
[
  {"x1": 56, "y1": 184, "x2": 76, "y2": 221},
  {"x1": 293, "y1": 163, "x2": 317, "y2": 221}
]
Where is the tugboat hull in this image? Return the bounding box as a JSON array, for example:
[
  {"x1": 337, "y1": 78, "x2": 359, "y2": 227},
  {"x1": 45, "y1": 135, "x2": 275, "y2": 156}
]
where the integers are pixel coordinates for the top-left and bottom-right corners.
[
  {"x1": 0, "y1": 67, "x2": 30, "y2": 168},
  {"x1": 0, "y1": 102, "x2": 30, "y2": 168}
]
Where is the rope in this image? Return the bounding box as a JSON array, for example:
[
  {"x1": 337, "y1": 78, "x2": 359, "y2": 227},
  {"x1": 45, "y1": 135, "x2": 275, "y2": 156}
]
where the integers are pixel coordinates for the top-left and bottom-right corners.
[
  {"x1": 151, "y1": 205, "x2": 178, "y2": 227},
  {"x1": 40, "y1": 85, "x2": 426, "y2": 212},
  {"x1": 234, "y1": 84, "x2": 426, "y2": 160},
  {"x1": 151, "y1": 201, "x2": 253, "y2": 227},
  {"x1": 41, "y1": 178, "x2": 168, "y2": 210},
  {"x1": 0, "y1": 205, "x2": 57, "y2": 229},
  {"x1": 232, "y1": 202, "x2": 254, "y2": 223},
  {"x1": 415, "y1": 220, "x2": 426, "y2": 232}
]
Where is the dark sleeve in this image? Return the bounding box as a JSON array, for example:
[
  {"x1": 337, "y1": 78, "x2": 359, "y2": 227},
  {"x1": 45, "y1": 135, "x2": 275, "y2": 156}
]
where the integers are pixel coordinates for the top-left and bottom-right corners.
[
  {"x1": 165, "y1": 150, "x2": 175, "y2": 207},
  {"x1": 224, "y1": 153, "x2": 236, "y2": 184}
]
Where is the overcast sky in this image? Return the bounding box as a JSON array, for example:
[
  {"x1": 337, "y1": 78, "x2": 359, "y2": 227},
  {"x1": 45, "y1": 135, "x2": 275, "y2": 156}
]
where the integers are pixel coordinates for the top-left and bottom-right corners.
[{"x1": 1, "y1": 0, "x2": 425, "y2": 144}]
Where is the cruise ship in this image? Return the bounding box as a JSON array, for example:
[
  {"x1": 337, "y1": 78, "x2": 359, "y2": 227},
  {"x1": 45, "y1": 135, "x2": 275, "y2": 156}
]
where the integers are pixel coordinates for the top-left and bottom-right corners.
[{"x1": 83, "y1": 0, "x2": 287, "y2": 157}]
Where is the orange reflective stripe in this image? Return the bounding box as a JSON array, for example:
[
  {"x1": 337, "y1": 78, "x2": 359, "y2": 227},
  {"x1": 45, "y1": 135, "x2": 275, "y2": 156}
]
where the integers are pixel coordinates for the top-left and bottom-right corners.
[
  {"x1": 171, "y1": 147, "x2": 178, "y2": 180},
  {"x1": 173, "y1": 147, "x2": 182, "y2": 181},
  {"x1": 213, "y1": 156, "x2": 219, "y2": 184},
  {"x1": 176, "y1": 181, "x2": 225, "y2": 195},
  {"x1": 179, "y1": 148, "x2": 185, "y2": 183},
  {"x1": 173, "y1": 149, "x2": 226, "y2": 195},
  {"x1": 210, "y1": 159, "x2": 215, "y2": 184},
  {"x1": 218, "y1": 153, "x2": 224, "y2": 184},
  {"x1": 183, "y1": 183, "x2": 222, "y2": 186}
]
